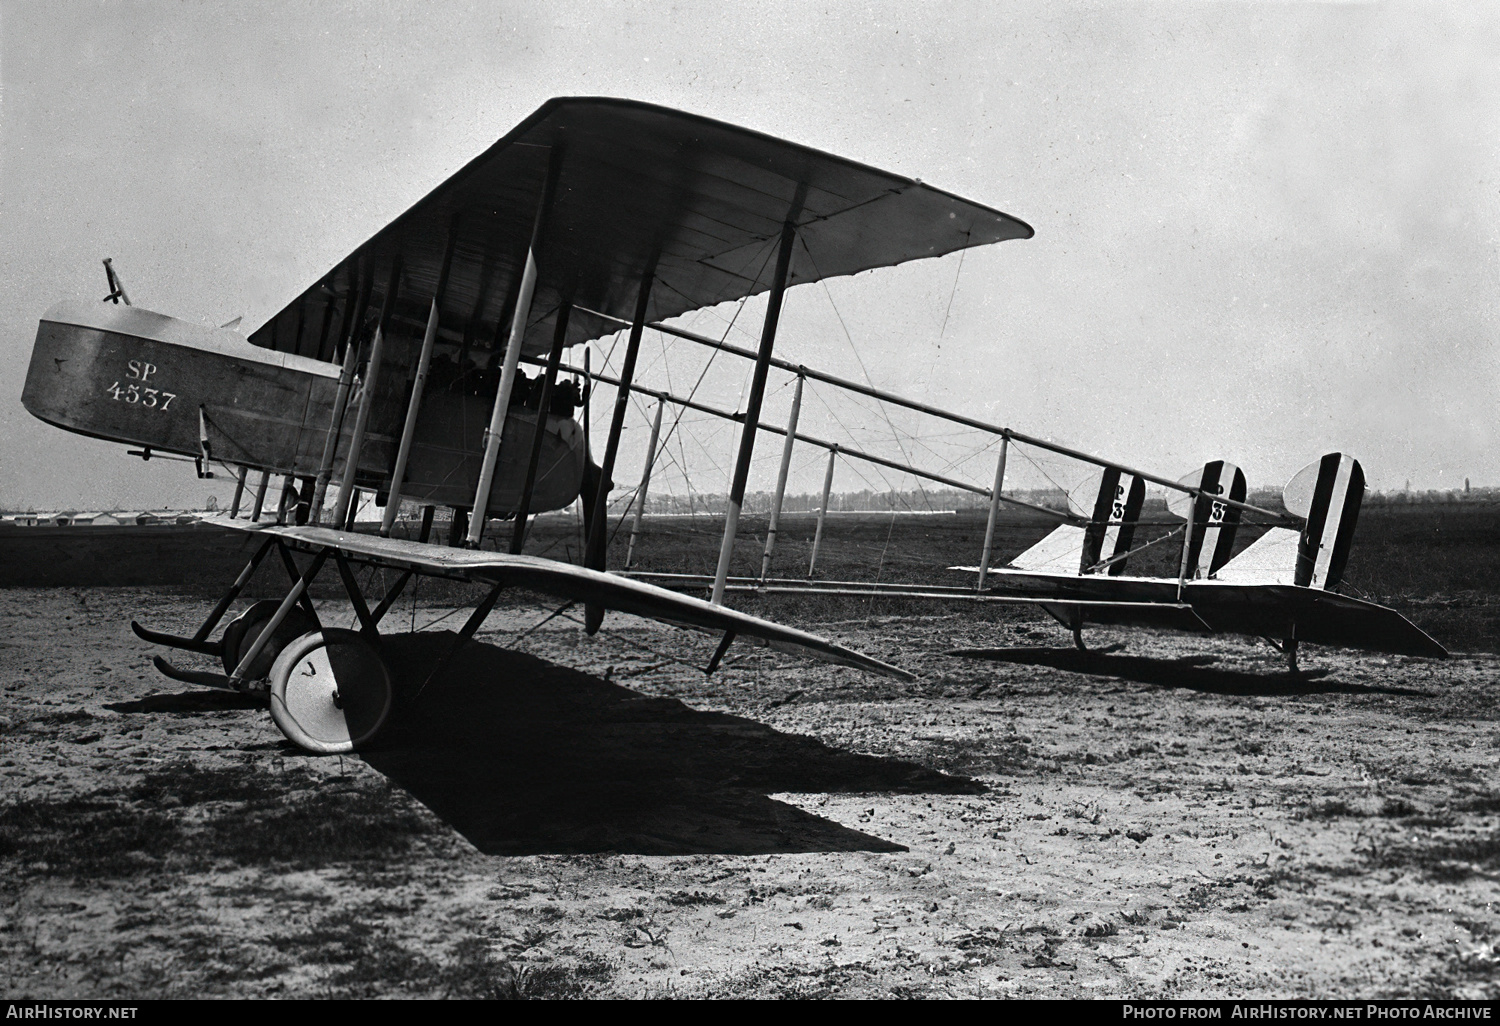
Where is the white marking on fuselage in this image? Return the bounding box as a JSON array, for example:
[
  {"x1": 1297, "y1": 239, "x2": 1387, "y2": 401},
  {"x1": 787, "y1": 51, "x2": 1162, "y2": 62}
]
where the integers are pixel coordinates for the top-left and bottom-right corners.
[{"x1": 1312, "y1": 456, "x2": 1354, "y2": 588}]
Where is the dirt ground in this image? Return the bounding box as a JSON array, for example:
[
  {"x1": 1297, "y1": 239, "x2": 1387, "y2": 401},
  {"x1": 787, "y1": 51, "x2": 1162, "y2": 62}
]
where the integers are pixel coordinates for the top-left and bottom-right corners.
[{"x1": 3, "y1": 586, "x2": 1499, "y2": 999}]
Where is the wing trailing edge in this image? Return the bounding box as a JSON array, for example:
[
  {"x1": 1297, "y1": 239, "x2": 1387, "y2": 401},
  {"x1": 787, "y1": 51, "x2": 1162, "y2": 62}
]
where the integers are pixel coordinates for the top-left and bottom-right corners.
[{"x1": 204, "y1": 517, "x2": 915, "y2": 680}]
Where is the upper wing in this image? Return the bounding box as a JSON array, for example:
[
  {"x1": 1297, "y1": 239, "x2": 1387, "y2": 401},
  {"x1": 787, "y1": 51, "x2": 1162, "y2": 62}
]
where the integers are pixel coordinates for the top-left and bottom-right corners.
[
  {"x1": 209, "y1": 518, "x2": 915, "y2": 680},
  {"x1": 248, "y1": 97, "x2": 1032, "y2": 362}
]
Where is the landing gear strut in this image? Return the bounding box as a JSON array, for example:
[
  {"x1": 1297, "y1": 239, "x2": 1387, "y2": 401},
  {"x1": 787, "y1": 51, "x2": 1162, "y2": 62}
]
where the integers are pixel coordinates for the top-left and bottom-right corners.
[{"x1": 136, "y1": 536, "x2": 396, "y2": 753}]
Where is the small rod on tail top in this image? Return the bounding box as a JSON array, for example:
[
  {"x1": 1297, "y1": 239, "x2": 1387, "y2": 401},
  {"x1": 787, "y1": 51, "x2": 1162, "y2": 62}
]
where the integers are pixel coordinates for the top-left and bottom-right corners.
[
  {"x1": 467, "y1": 148, "x2": 564, "y2": 548},
  {"x1": 511, "y1": 300, "x2": 574, "y2": 554},
  {"x1": 102, "y1": 258, "x2": 130, "y2": 306},
  {"x1": 761, "y1": 373, "x2": 804, "y2": 580},
  {"x1": 333, "y1": 254, "x2": 402, "y2": 529},
  {"x1": 976, "y1": 434, "x2": 1010, "y2": 590},
  {"x1": 809, "y1": 445, "x2": 838, "y2": 577},
  {"x1": 626, "y1": 399, "x2": 665, "y2": 569},
  {"x1": 712, "y1": 215, "x2": 799, "y2": 606}
]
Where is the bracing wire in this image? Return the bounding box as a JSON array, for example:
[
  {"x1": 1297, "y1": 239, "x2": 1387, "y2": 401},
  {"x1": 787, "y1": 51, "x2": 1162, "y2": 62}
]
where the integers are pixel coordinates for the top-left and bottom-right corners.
[
  {"x1": 801, "y1": 239, "x2": 934, "y2": 512},
  {"x1": 938, "y1": 230, "x2": 971, "y2": 339}
]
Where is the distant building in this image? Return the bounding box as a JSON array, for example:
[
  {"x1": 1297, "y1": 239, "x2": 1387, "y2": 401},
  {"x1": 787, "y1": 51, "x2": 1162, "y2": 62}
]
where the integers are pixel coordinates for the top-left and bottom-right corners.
[
  {"x1": 13, "y1": 509, "x2": 201, "y2": 526},
  {"x1": 72, "y1": 512, "x2": 123, "y2": 526}
]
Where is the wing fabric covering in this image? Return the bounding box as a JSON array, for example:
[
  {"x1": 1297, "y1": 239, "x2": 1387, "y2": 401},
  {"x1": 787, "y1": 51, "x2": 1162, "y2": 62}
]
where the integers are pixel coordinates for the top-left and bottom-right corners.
[
  {"x1": 207, "y1": 519, "x2": 914, "y2": 680},
  {"x1": 248, "y1": 97, "x2": 1033, "y2": 363}
]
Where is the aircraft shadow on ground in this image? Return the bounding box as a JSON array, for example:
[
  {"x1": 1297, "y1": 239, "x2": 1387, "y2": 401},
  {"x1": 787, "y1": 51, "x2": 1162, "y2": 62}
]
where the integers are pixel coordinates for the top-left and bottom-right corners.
[
  {"x1": 352, "y1": 632, "x2": 979, "y2": 858},
  {"x1": 106, "y1": 689, "x2": 265, "y2": 713},
  {"x1": 948, "y1": 647, "x2": 1432, "y2": 698}
]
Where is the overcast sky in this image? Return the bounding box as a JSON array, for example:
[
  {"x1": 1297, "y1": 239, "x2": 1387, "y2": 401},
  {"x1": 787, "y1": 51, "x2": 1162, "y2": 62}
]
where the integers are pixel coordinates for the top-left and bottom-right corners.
[{"x1": 1, "y1": 0, "x2": 1496, "y2": 511}]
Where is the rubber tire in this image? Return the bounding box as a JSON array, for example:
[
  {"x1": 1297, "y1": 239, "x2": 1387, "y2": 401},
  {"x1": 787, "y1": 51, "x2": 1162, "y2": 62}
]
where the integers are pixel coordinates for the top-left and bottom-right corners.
[
  {"x1": 221, "y1": 600, "x2": 315, "y2": 678},
  {"x1": 268, "y1": 629, "x2": 393, "y2": 754}
]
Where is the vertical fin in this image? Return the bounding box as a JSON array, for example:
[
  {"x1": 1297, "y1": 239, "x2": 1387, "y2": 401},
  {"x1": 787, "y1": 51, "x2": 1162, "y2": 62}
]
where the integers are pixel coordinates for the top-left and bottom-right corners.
[
  {"x1": 1081, "y1": 470, "x2": 1146, "y2": 575},
  {"x1": 1170, "y1": 461, "x2": 1246, "y2": 579},
  {"x1": 1196, "y1": 461, "x2": 1246, "y2": 577},
  {"x1": 1286, "y1": 453, "x2": 1364, "y2": 590},
  {"x1": 1080, "y1": 468, "x2": 1120, "y2": 574},
  {"x1": 1105, "y1": 474, "x2": 1147, "y2": 575}
]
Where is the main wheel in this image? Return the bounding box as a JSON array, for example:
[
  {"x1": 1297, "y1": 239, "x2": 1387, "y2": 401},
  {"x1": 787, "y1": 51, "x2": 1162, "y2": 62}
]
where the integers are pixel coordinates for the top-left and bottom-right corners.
[
  {"x1": 221, "y1": 600, "x2": 315, "y2": 678},
  {"x1": 268, "y1": 629, "x2": 393, "y2": 754}
]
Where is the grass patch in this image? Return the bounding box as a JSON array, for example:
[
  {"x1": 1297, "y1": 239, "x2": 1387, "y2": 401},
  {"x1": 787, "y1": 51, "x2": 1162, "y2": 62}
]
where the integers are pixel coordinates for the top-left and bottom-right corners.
[
  {"x1": 441, "y1": 937, "x2": 615, "y2": 1000},
  {"x1": 1456, "y1": 793, "x2": 1500, "y2": 815},
  {"x1": 0, "y1": 761, "x2": 445, "y2": 878},
  {"x1": 128, "y1": 762, "x2": 281, "y2": 806},
  {"x1": 1367, "y1": 831, "x2": 1500, "y2": 883},
  {"x1": 0, "y1": 799, "x2": 182, "y2": 874},
  {"x1": 26, "y1": 709, "x2": 96, "y2": 727},
  {"x1": 664, "y1": 890, "x2": 724, "y2": 907},
  {"x1": 1300, "y1": 798, "x2": 1366, "y2": 820},
  {"x1": 920, "y1": 735, "x2": 1040, "y2": 776},
  {"x1": 275, "y1": 909, "x2": 443, "y2": 996}
]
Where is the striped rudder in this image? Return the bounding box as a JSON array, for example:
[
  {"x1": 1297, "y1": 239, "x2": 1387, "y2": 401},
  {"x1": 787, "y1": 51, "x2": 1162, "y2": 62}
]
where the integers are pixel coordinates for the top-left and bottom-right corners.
[
  {"x1": 1080, "y1": 468, "x2": 1146, "y2": 575},
  {"x1": 1283, "y1": 453, "x2": 1364, "y2": 590},
  {"x1": 1167, "y1": 461, "x2": 1247, "y2": 579}
]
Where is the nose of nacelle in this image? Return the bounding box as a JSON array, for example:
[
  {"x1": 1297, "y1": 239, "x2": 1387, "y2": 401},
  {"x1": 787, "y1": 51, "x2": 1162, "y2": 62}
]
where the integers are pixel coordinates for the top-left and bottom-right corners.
[{"x1": 23, "y1": 301, "x2": 199, "y2": 456}]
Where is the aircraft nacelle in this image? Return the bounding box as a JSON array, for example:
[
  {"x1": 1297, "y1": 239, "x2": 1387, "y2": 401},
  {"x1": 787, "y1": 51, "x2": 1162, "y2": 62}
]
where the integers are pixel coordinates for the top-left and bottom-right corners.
[{"x1": 22, "y1": 300, "x2": 586, "y2": 515}]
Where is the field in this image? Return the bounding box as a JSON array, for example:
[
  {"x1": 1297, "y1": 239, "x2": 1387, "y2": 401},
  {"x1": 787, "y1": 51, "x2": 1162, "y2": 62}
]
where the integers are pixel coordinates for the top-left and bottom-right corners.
[{"x1": 2, "y1": 505, "x2": 1499, "y2": 998}]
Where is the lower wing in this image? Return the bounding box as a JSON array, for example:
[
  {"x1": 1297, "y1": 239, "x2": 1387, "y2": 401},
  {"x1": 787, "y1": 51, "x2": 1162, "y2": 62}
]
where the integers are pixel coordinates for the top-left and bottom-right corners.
[{"x1": 205, "y1": 517, "x2": 915, "y2": 680}]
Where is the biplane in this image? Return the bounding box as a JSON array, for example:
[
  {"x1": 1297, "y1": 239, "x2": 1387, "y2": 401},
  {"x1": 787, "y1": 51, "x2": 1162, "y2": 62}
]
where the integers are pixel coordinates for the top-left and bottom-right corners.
[
  {"x1": 21, "y1": 98, "x2": 1443, "y2": 756},
  {"x1": 21, "y1": 96, "x2": 1036, "y2": 753}
]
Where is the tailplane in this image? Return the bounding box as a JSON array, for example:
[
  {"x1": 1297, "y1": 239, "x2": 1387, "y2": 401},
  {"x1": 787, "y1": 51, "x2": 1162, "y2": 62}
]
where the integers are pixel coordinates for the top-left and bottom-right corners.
[{"x1": 1006, "y1": 469, "x2": 1146, "y2": 575}]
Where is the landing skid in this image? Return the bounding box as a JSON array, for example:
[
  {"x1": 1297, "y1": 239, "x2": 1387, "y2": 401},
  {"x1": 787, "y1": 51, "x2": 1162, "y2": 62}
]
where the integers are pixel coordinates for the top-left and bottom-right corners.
[
  {"x1": 132, "y1": 620, "x2": 223, "y2": 658},
  {"x1": 130, "y1": 533, "x2": 485, "y2": 755},
  {"x1": 151, "y1": 655, "x2": 245, "y2": 694}
]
